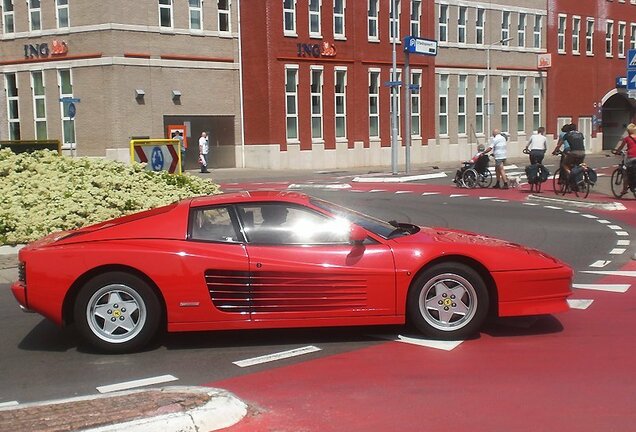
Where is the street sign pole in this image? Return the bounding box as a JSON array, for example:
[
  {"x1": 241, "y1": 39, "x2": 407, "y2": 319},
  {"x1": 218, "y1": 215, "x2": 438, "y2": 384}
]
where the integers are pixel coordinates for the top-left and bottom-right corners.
[
  {"x1": 404, "y1": 50, "x2": 411, "y2": 174},
  {"x1": 390, "y1": 0, "x2": 398, "y2": 175}
]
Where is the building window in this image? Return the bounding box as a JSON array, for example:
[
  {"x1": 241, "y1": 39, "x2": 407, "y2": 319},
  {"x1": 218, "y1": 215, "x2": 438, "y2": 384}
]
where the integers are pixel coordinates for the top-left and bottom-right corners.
[
  {"x1": 5, "y1": 73, "x2": 20, "y2": 140},
  {"x1": 457, "y1": 75, "x2": 466, "y2": 135},
  {"x1": 309, "y1": 0, "x2": 321, "y2": 37},
  {"x1": 411, "y1": 71, "x2": 421, "y2": 136},
  {"x1": 189, "y1": 0, "x2": 203, "y2": 30},
  {"x1": 3, "y1": 0, "x2": 14, "y2": 33},
  {"x1": 572, "y1": 16, "x2": 580, "y2": 54},
  {"x1": 31, "y1": 71, "x2": 47, "y2": 140},
  {"x1": 410, "y1": 0, "x2": 421, "y2": 37},
  {"x1": 285, "y1": 66, "x2": 299, "y2": 141},
  {"x1": 631, "y1": 23, "x2": 636, "y2": 49},
  {"x1": 518, "y1": 13, "x2": 526, "y2": 47},
  {"x1": 389, "y1": 0, "x2": 400, "y2": 43},
  {"x1": 310, "y1": 67, "x2": 323, "y2": 140},
  {"x1": 475, "y1": 76, "x2": 485, "y2": 134},
  {"x1": 368, "y1": 0, "x2": 378, "y2": 40},
  {"x1": 533, "y1": 15, "x2": 542, "y2": 48},
  {"x1": 476, "y1": 8, "x2": 485, "y2": 45},
  {"x1": 218, "y1": 0, "x2": 230, "y2": 32},
  {"x1": 438, "y1": 4, "x2": 448, "y2": 42},
  {"x1": 283, "y1": 0, "x2": 296, "y2": 35},
  {"x1": 606, "y1": 20, "x2": 614, "y2": 57},
  {"x1": 438, "y1": 74, "x2": 448, "y2": 136},
  {"x1": 28, "y1": 0, "x2": 41, "y2": 31},
  {"x1": 159, "y1": 0, "x2": 173, "y2": 29},
  {"x1": 557, "y1": 14, "x2": 566, "y2": 53},
  {"x1": 334, "y1": 0, "x2": 345, "y2": 38},
  {"x1": 56, "y1": 0, "x2": 69, "y2": 29},
  {"x1": 618, "y1": 21, "x2": 626, "y2": 58},
  {"x1": 58, "y1": 69, "x2": 75, "y2": 148},
  {"x1": 501, "y1": 11, "x2": 510, "y2": 45},
  {"x1": 369, "y1": 70, "x2": 380, "y2": 137},
  {"x1": 586, "y1": 18, "x2": 594, "y2": 55},
  {"x1": 533, "y1": 77, "x2": 541, "y2": 131},
  {"x1": 501, "y1": 77, "x2": 509, "y2": 133},
  {"x1": 391, "y1": 69, "x2": 401, "y2": 135},
  {"x1": 457, "y1": 6, "x2": 466, "y2": 44},
  {"x1": 335, "y1": 68, "x2": 347, "y2": 139},
  {"x1": 517, "y1": 77, "x2": 525, "y2": 133}
]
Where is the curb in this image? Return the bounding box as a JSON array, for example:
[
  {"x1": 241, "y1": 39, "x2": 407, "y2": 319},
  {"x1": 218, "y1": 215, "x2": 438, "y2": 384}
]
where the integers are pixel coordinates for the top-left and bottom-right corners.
[{"x1": 0, "y1": 244, "x2": 23, "y2": 255}]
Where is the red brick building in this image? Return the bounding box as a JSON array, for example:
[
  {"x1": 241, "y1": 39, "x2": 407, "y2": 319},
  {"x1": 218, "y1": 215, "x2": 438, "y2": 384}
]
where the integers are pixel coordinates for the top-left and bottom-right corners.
[
  {"x1": 546, "y1": 0, "x2": 636, "y2": 150},
  {"x1": 240, "y1": 1, "x2": 436, "y2": 169}
]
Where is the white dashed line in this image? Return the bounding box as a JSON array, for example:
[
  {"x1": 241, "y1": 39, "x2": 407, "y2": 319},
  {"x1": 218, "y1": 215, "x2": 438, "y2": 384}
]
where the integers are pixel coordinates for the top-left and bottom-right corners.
[
  {"x1": 581, "y1": 214, "x2": 598, "y2": 219},
  {"x1": 421, "y1": 192, "x2": 440, "y2": 196},
  {"x1": 609, "y1": 248, "x2": 627, "y2": 255},
  {"x1": 572, "y1": 284, "x2": 631, "y2": 293},
  {"x1": 596, "y1": 219, "x2": 611, "y2": 224},
  {"x1": 96, "y1": 375, "x2": 179, "y2": 394},
  {"x1": 395, "y1": 190, "x2": 414, "y2": 194},
  {"x1": 607, "y1": 225, "x2": 623, "y2": 230},
  {"x1": 491, "y1": 199, "x2": 509, "y2": 203},
  {"x1": 590, "y1": 260, "x2": 612, "y2": 268},
  {"x1": 0, "y1": 401, "x2": 19, "y2": 408},
  {"x1": 449, "y1": 194, "x2": 468, "y2": 198},
  {"x1": 479, "y1": 196, "x2": 496, "y2": 200},
  {"x1": 233, "y1": 346, "x2": 321, "y2": 368},
  {"x1": 544, "y1": 206, "x2": 562, "y2": 210},
  {"x1": 523, "y1": 202, "x2": 540, "y2": 206},
  {"x1": 617, "y1": 240, "x2": 630, "y2": 246},
  {"x1": 565, "y1": 210, "x2": 580, "y2": 214},
  {"x1": 369, "y1": 189, "x2": 387, "y2": 193},
  {"x1": 615, "y1": 231, "x2": 629, "y2": 236},
  {"x1": 567, "y1": 299, "x2": 594, "y2": 310}
]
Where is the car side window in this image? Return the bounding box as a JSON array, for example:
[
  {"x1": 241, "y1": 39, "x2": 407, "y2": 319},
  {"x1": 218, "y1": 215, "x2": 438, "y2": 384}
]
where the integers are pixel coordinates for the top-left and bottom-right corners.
[
  {"x1": 190, "y1": 206, "x2": 239, "y2": 243},
  {"x1": 238, "y1": 203, "x2": 351, "y2": 245}
]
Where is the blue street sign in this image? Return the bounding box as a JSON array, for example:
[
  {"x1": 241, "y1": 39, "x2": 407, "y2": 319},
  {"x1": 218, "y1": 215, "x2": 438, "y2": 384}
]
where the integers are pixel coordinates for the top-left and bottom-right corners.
[
  {"x1": 628, "y1": 49, "x2": 636, "y2": 69},
  {"x1": 627, "y1": 70, "x2": 636, "y2": 90},
  {"x1": 616, "y1": 76, "x2": 627, "y2": 88},
  {"x1": 59, "y1": 97, "x2": 81, "y2": 103},
  {"x1": 404, "y1": 36, "x2": 438, "y2": 56},
  {"x1": 68, "y1": 102, "x2": 76, "y2": 119},
  {"x1": 383, "y1": 81, "x2": 402, "y2": 87}
]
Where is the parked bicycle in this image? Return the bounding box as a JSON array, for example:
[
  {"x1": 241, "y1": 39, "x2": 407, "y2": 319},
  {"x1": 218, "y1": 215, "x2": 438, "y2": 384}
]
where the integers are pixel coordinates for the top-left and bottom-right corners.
[
  {"x1": 552, "y1": 150, "x2": 596, "y2": 199},
  {"x1": 610, "y1": 149, "x2": 636, "y2": 199},
  {"x1": 523, "y1": 148, "x2": 549, "y2": 193}
]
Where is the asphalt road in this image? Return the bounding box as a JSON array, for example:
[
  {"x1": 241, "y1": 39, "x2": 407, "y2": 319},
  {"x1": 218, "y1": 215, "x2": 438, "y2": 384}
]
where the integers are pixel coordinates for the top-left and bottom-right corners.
[{"x1": 1, "y1": 187, "x2": 630, "y2": 406}]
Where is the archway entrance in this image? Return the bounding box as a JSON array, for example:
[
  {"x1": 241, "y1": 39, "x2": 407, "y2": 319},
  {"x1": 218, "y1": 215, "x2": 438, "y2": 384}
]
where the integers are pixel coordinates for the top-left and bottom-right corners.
[{"x1": 602, "y1": 92, "x2": 636, "y2": 150}]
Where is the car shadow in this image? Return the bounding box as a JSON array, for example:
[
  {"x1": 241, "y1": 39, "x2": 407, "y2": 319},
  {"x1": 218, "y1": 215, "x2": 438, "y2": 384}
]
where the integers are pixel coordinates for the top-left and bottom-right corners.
[
  {"x1": 17, "y1": 319, "x2": 79, "y2": 352},
  {"x1": 483, "y1": 315, "x2": 564, "y2": 337}
]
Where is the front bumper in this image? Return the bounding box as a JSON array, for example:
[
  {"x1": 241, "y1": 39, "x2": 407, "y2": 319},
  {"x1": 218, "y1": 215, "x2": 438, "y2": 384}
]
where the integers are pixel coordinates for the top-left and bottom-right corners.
[{"x1": 11, "y1": 281, "x2": 32, "y2": 313}]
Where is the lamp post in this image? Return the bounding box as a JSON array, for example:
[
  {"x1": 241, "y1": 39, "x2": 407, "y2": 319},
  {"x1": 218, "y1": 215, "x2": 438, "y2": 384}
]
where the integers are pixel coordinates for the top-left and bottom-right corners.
[
  {"x1": 390, "y1": 0, "x2": 398, "y2": 175},
  {"x1": 486, "y1": 37, "x2": 513, "y2": 137}
]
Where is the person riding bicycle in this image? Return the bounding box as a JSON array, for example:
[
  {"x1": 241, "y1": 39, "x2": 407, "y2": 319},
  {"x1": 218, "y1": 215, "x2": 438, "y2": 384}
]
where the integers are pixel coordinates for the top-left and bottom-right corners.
[
  {"x1": 612, "y1": 123, "x2": 636, "y2": 196},
  {"x1": 553, "y1": 123, "x2": 585, "y2": 179},
  {"x1": 525, "y1": 126, "x2": 547, "y2": 165}
]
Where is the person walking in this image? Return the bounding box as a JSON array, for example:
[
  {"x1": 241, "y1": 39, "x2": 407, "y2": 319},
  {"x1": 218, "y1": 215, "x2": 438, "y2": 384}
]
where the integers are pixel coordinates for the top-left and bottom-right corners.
[
  {"x1": 174, "y1": 130, "x2": 186, "y2": 173},
  {"x1": 484, "y1": 128, "x2": 508, "y2": 189},
  {"x1": 612, "y1": 123, "x2": 636, "y2": 196},
  {"x1": 525, "y1": 126, "x2": 547, "y2": 165},
  {"x1": 198, "y1": 131, "x2": 210, "y2": 173}
]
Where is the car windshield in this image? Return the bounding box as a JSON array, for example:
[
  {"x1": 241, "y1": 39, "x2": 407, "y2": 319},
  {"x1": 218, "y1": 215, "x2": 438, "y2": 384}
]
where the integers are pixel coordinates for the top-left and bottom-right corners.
[{"x1": 309, "y1": 198, "x2": 401, "y2": 239}]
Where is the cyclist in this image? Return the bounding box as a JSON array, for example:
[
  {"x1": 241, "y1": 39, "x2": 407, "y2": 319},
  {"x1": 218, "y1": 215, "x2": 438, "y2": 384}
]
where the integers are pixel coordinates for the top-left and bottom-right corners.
[
  {"x1": 612, "y1": 123, "x2": 636, "y2": 196},
  {"x1": 553, "y1": 123, "x2": 585, "y2": 178},
  {"x1": 525, "y1": 126, "x2": 547, "y2": 164}
]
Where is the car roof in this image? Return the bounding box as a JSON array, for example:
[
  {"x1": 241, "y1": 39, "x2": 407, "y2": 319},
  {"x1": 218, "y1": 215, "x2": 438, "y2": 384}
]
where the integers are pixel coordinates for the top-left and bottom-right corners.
[{"x1": 189, "y1": 190, "x2": 312, "y2": 208}]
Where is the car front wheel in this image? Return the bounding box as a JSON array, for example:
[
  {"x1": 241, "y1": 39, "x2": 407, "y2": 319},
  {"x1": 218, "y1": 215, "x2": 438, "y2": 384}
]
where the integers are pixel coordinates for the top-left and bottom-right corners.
[
  {"x1": 407, "y1": 263, "x2": 489, "y2": 340},
  {"x1": 74, "y1": 272, "x2": 161, "y2": 353}
]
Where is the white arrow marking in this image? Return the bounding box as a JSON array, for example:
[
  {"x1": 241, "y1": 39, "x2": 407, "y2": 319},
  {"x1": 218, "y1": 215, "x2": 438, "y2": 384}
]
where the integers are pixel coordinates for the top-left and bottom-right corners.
[{"x1": 567, "y1": 299, "x2": 594, "y2": 310}]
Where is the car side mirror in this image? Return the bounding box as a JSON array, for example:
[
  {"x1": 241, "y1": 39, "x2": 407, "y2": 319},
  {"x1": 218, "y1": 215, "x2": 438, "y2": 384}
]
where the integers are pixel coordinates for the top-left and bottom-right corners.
[{"x1": 349, "y1": 225, "x2": 367, "y2": 244}]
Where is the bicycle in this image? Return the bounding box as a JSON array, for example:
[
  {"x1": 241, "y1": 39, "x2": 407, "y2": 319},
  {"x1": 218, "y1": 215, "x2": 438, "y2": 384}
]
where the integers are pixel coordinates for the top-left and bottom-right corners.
[
  {"x1": 523, "y1": 148, "x2": 549, "y2": 193},
  {"x1": 610, "y1": 149, "x2": 636, "y2": 199},
  {"x1": 552, "y1": 150, "x2": 595, "y2": 199}
]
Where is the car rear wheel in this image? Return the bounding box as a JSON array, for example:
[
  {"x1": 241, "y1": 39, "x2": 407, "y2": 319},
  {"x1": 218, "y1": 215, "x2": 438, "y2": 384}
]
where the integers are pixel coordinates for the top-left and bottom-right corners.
[
  {"x1": 407, "y1": 263, "x2": 489, "y2": 340},
  {"x1": 74, "y1": 272, "x2": 161, "y2": 353}
]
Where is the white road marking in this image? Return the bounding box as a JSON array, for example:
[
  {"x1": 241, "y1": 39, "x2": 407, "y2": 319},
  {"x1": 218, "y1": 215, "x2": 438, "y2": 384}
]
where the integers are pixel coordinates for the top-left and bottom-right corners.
[
  {"x1": 449, "y1": 194, "x2": 468, "y2": 198},
  {"x1": 421, "y1": 192, "x2": 440, "y2": 196},
  {"x1": 369, "y1": 189, "x2": 387, "y2": 193},
  {"x1": 565, "y1": 210, "x2": 580, "y2": 213},
  {"x1": 523, "y1": 202, "x2": 540, "y2": 206},
  {"x1": 395, "y1": 335, "x2": 463, "y2": 351},
  {"x1": 607, "y1": 225, "x2": 623, "y2": 230},
  {"x1": 581, "y1": 214, "x2": 598, "y2": 219},
  {"x1": 233, "y1": 346, "x2": 321, "y2": 368},
  {"x1": 395, "y1": 190, "x2": 414, "y2": 194},
  {"x1": 491, "y1": 199, "x2": 509, "y2": 203},
  {"x1": 0, "y1": 401, "x2": 19, "y2": 408},
  {"x1": 590, "y1": 260, "x2": 612, "y2": 268},
  {"x1": 572, "y1": 284, "x2": 630, "y2": 293},
  {"x1": 544, "y1": 206, "x2": 562, "y2": 210},
  {"x1": 479, "y1": 196, "x2": 496, "y2": 200},
  {"x1": 609, "y1": 248, "x2": 627, "y2": 255},
  {"x1": 615, "y1": 231, "x2": 629, "y2": 236},
  {"x1": 617, "y1": 240, "x2": 630, "y2": 246},
  {"x1": 96, "y1": 375, "x2": 178, "y2": 394},
  {"x1": 288, "y1": 183, "x2": 352, "y2": 190},
  {"x1": 596, "y1": 219, "x2": 611, "y2": 224},
  {"x1": 567, "y1": 299, "x2": 594, "y2": 310},
  {"x1": 581, "y1": 271, "x2": 636, "y2": 278}
]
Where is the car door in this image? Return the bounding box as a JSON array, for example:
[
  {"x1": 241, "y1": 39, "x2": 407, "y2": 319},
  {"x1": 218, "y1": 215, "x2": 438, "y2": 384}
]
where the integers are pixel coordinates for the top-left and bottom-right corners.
[{"x1": 237, "y1": 203, "x2": 396, "y2": 321}]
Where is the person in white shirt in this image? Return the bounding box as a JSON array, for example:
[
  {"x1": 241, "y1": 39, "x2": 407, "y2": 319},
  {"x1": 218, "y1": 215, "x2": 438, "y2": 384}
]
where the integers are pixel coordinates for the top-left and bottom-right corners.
[
  {"x1": 198, "y1": 131, "x2": 210, "y2": 173},
  {"x1": 483, "y1": 129, "x2": 508, "y2": 189},
  {"x1": 525, "y1": 126, "x2": 547, "y2": 165}
]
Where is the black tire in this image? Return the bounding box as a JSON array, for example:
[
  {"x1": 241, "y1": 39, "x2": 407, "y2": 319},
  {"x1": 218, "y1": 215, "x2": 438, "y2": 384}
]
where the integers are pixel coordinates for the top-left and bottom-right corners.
[
  {"x1": 407, "y1": 263, "x2": 489, "y2": 340},
  {"x1": 74, "y1": 272, "x2": 162, "y2": 353},
  {"x1": 610, "y1": 168, "x2": 624, "y2": 198},
  {"x1": 574, "y1": 177, "x2": 590, "y2": 199},
  {"x1": 552, "y1": 168, "x2": 563, "y2": 195},
  {"x1": 462, "y1": 169, "x2": 478, "y2": 188},
  {"x1": 477, "y1": 170, "x2": 493, "y2": 188}
]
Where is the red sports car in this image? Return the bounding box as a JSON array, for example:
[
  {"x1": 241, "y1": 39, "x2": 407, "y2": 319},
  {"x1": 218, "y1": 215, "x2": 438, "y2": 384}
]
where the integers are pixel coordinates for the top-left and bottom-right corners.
[{"x1": 11, "y1": 191, "x2": 572, "y2": 353}]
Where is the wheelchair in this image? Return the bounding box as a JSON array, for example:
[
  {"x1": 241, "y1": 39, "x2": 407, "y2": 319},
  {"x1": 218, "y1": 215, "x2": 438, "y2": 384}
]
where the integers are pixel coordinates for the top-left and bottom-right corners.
[{"x1": 456, "y1": 154, "x2": 493, "y2": 188}]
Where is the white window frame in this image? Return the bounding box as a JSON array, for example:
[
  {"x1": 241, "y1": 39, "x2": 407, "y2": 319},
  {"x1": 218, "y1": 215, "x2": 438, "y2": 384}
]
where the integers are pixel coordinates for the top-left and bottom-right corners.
[
  {"x1": 310, "y1": 66, "x2": 323, "y2": 141},
  {"x1": 218, "y1": 0, "x2": 231, "y2": 33},
  {"x1": 285, "y1": 65, "x2": 299, "y2": 142},
  {"x1": 334, "y1": 0, "x2": 345, "y2": 39},
  {"x1": 159, "y1": 0, "x2": 173, "y2": 29},
  {"x1": 56, "y1": 0, "x2": 69, "y2": 29},
  {"x1": 438, "y1": 74, "x2": 448, "y2": 136},
  {"x1": 189, "y1": 0, "x2": 203, "y2": 31},
  {"x1": 28, "y1": 0, "x2": 41, "y2": 31},
  {"x1": 58, "y1": 69, "x2": 76, "y2": 149},
  {"x1": 517, "y1": 77, "x2": 525, "y2": 133},
  {"x1": 309, "y1": 0, "x2": 321, "y2": 38},
  {"x1": 3, "y1": 0, "x2": 14, "y2": 34},
  {"x1": 533, "y1": 15, "x2": 542, "y2": 48},
  {"x1": 501, "y1": 11, "x2": 510, "y2": 45},
  {"x1": 618, "y1": 21, "x2": 626, "y2": 58},
  {"x1": 368, "y1": 0, "x2": 378, "y2": 41},
  {"x1": 369, "y1": 69, "x2": 380, "y2": 138},
  {"x1": 606, "y1": 20, "x2": 614, "y2": 58},
  {"x1": 410, "y1": 70, "x2": 421, "y2": 137},
  {"x1": 475, "y1": 76, "x2": 485, "y2": 134},
  {"x1": 334, "y1": 67, "x2": 347, "y2": 139},
  {"x1": 501, "y1": 77, "x2": 509, "y2": 134},
  {"x1": 31, "y1": 71, "x2": 47, "y2": 140},
  {"x1": 586, "y1": 18, "x2": 594, "y2": 55},
  {"x1": 557, "y1": 14, "x2": 567, "y2": 53},
  {"x1": 572, "y1": 16, "x2": 580, "y2": 55},
  {"x1": 389, "y1": 0, "x2": 400, "y2": 43},
  {"x1": 458, "y1": 6, "x2": 467, "y2": 44},
  {"x1": 438, "y1": 4, "x2": 448, "y2": 42},
  {"x1": 518, "y1": 13, "x2": 526, "y2": 48},
  {"x1": 631, "y1": 23, "x2": 636, "y2": 50},
  {"x1": 283, "y1": 0, "x2": 297, "y2": 36},
  {"x1": 533, "y1": 77, "x2": 541, "y2": 131},
  {"x1": 5, "y1": 73, "x2": 20, "y2": 140},
  {"x1": 476, "y1": 8, "x2": 485, "y2": 45},
  {"x1": 457, "y1": 75, "x2": 467, "y2": 135},
  {"x1": 410, "y1": 0, "x2": 421, "y2": 37}
]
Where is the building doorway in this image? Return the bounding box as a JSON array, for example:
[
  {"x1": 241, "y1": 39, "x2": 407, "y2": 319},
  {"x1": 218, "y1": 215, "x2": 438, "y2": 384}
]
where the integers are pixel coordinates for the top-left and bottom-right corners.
[{"x1": 602, "y1": 93, "x2": 636, "y2": 150}]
